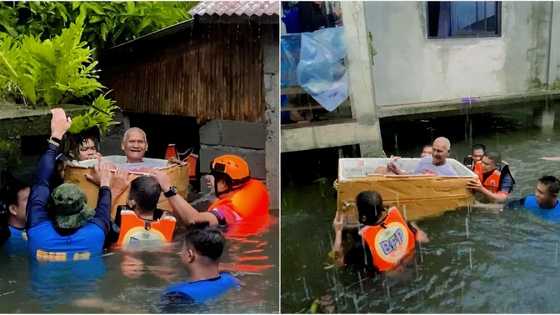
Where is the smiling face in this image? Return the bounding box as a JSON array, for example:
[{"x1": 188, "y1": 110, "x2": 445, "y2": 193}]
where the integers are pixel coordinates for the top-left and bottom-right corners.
[{"x1": 122, "y1": 129, "x2": 148, "y2": 163}]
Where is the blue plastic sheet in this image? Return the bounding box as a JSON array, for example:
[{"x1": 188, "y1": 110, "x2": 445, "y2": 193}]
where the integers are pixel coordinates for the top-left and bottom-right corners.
[
  {"x1": 280, "y1": 34, "x2": 301, "y2": 88},
  {"x1": 297, "y1": 27, "x2": 348, "y2": 112},
  {"x1": 281, "y1": 6, "x2": 301, "y2": 33}
]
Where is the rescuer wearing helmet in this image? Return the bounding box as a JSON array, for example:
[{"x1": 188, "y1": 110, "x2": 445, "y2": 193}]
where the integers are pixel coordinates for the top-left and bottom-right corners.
[{"x1": 152, "y1": 154, "x2": 269, "y2": 227}]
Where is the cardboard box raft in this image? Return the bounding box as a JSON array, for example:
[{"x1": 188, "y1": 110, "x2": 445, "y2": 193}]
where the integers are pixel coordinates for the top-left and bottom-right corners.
[
  {"x1": 64, "y1": 156, "x2": 190, "y2": 220},
  {"x1": 336, "y1": 158, "x2": 476, "y2": 224}
]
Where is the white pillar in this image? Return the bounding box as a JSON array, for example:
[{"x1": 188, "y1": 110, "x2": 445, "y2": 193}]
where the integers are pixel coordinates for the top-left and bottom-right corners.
[{"x1": 341, "y1": 1, "x2": 384, "y2": 157}]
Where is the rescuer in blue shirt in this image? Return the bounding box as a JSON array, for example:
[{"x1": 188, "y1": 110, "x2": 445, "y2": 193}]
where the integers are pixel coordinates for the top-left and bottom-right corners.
[
  {"x1": 506, "y1": 176, "x2": 560, "y2": 223},
  {"x1": 160, "y1": 224, "x2": 239, "y2": 311},
  {"x1": 26, "y1": 108, "x2": 122, "y2": 262},
  {"x1": 0, "y1": 174, "x2": 30, "y2": 255}
]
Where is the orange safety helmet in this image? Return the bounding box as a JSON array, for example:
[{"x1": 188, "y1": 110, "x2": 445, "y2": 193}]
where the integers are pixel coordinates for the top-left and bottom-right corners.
[{"x1": 210, "y1": 155, "x2": 251, "y2": 193}]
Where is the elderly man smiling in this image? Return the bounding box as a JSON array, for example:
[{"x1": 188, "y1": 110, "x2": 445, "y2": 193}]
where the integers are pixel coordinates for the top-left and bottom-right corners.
[
  {"x1": 122, "y1": 127, "x2": 148, "y2": 163},
  {"x1": 115, "y1": 127, "x2": 165, "y2": 171},
  {"x1": 387, "y1": 137, "x2": 458, "y2": 176}
]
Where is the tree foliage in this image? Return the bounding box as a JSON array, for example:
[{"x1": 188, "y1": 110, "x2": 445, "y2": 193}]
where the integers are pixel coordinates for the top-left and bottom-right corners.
[
  {"x1": 0, "y1": 13, "x2": 102, "y2": 106},
  {"x1": 0, "y1": 1, "x2": 196, "y2": 50},
  {"x1": 0, "y1": 1, "x2": 196, "y2": 134}
]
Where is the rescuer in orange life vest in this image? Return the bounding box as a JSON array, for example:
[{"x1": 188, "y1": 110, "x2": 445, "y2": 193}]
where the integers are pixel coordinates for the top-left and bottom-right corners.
[
  {"x1": 106, "y1": 175, "x2": 177, "y2": 249},
  {"x1": 332, "y1": 191, "x2": 429, "y2": 272},
  {"x1": 152, "y1": 154, "x2": 269, "y2": 227},
  {"x1": 467, "y1": 152, "x2": 515, "y2": 203}
]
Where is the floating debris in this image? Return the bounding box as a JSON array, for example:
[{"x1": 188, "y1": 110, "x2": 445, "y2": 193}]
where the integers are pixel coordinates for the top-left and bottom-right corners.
[{"x1": 0, "y1": 290, "x2": 15, "y2": 297}]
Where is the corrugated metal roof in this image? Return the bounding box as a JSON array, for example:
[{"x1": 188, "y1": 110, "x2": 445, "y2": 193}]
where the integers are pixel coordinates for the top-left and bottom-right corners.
[{"x1": 189, "y1": 1, "x2": 279, "y2": 17}]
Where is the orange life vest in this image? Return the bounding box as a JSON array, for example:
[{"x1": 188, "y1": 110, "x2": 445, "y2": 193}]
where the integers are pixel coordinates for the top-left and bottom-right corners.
[
  {"x1": 473, "y1": 160, "x2": 483, "y2": 178},
  {"x1": 208, "y1": 179, "x2": 269, "y2": 220},
  {"x1": 359, "y1": 207, "x2": 416, "y2": 272},
  {"x1": 116, "y1": 210, "x2": 176, "y2": 248},
  {"x1": 481, "y1": 169, "x2": 501, "y2": 193}
]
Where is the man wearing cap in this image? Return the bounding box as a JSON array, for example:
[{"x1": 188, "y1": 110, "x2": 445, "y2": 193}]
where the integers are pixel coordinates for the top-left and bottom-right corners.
[
  {"x1": 152, "y1": 154, "x2": 269, "y2": 227},
  {"x1": 26, "y1": 108, "x2": 119, "y2": 261}
]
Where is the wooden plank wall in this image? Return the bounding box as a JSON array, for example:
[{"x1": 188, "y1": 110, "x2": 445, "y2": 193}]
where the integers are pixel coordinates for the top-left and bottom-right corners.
[{"x1": 102, "y1": 22, "x2": 270, "y2": 123}]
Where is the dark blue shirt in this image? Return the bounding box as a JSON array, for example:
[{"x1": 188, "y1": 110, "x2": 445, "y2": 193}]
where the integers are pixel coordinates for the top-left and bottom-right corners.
[
  {"x1": 499, "y1": 172, "x2": 514, "y2": 194},
  {"x1": 26, "y1": 143, "x2": 111, "y2": 261}
]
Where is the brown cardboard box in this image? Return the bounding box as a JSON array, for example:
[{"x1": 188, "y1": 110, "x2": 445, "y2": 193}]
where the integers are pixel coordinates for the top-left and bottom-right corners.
[
  {"x1": 64, "y1": 156, "x2": 190, "y2": 220},
  {"x1": 336, "y1": 158, "x2": 476, "y2": 223}
]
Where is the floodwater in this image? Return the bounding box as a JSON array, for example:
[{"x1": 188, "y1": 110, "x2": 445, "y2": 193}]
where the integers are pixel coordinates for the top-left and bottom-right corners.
[
  {"x1": 281, "y1": 100, "x2": 560, "y2": 313},
  {"x1": 0, "y1": 212, "x2": 279, "y2": 313}
]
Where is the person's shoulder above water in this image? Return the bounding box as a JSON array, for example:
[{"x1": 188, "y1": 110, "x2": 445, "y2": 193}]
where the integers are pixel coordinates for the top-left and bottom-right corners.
[
  {"x1": 509, "y1": 194, "x2": 560, "y2": 223},
  {"x1": 522, "y1": 195, "x2": 560, "y2": 211},
  {"x1": 162, "y1": 272, "x2": 240, "y2": 304}
]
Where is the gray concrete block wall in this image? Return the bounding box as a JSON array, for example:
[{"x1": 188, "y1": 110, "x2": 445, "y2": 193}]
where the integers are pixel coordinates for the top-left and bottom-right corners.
[
  {"x1": 199, "y1": 120, "x2": 266, "y2": 149},
  {"x1": 199, "y1": 144, "x2": 266, "y2": 179},
  {"x1": 264, "y1": 32, "x2": 279, "y2": 210}
]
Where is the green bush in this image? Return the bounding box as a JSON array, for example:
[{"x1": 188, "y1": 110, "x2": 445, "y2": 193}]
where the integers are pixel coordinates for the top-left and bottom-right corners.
[
  {"x1": 0, "y1": 1, "x2": 196, "y2": 135},
  {"x1": 0, "y1": 2, "x2": 196, "y2": 50},
  {"x1": 0, "y1": 13, "x2": 102, "y2": 106},
  {"x1": 68, "y1": 92, "x2": 118, "y2": 135}
]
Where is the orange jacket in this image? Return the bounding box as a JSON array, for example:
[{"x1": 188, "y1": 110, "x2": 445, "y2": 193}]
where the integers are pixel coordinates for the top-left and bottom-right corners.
[
  {"x1": 474, "y1": 163, "x2": 502, "y2": 194},
  {"x1": 359, "y1": 207, "x2": 416, "y2": 272},
  {"x1": 473, "y1": 160, "x2": 483, "y2": 177},
  {"x1": 482, "y1": 169, "x2": 502, "y2": 193},
  {"x1": 208, "y1": 179, "x2": 269, "y2": 220},
  {"x1": 116, "y1": 210, "x2": 176, "y2": 248}
]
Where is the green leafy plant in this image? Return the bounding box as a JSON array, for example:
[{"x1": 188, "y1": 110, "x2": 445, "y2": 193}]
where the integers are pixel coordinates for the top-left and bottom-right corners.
[
  {"x1": 0, "y1": 13, "x2": 103, "y2": 106},
  {"x1": 68, "y1": 92, "x2": 118, "y2": 135},
  {"x1": 0, "y1": 1, "x2": 197, "y2": 136},
  {"x1": 0, "y1": 2, "x2": 196, "y2": 51}
]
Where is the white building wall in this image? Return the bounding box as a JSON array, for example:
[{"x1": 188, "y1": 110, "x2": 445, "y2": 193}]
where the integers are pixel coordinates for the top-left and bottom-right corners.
[{"x1": 364, "y1": 1, "x2": 559, "y2": 107}]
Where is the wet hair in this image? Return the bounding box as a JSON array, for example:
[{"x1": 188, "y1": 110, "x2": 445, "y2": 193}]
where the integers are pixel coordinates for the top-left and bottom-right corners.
[
  {"x1": 0, "y1": 174, "x2": 30, "y2": 231},
  {"x1": 484, "y1": 152, "x2": 501, "y2": 165},
  {"x1": 129, "y1": 176, "x2": 161, "y2": 211},
  {"x1": 356, "y1": 191, "x2": 384, "y2": 225},
  {"x1": 1, "y1": 177, "x2": 29, "y2": 208},
  {"x1": 472, "y1": 144, "x2": 486, "y2": 153},
  {"x1": 66, "y1": 127, "x2": 101, "y2": 161},
  {"x1": 538, "y1": 176, "x2": 560, "y2": 196},
  {"x1": 184, "y1": 223, "x2": 225, "y2": 261},
  {"x1": 74, "y1": 137, "x2": 98, "y2": 159}
]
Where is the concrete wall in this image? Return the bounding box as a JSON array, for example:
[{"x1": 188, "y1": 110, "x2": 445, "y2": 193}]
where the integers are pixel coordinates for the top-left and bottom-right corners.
[
  {"x1": 199, "y1": 120, "x2": 267, "y2": 180},
  {"x1": 280, "y1": 2, "x2": 384, "y2": 156},
  {"x1": 364, "y1": 1, "x2": 560, "y2": 107},
  {"x1": 264, "y1": 31, "x2": 280, "y2": 210}
]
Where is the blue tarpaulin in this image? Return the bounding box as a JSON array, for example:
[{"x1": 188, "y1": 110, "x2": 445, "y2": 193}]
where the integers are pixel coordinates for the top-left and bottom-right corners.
[{"x1": 281, "y1": 27, "x2": 348, "y2": 112}]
